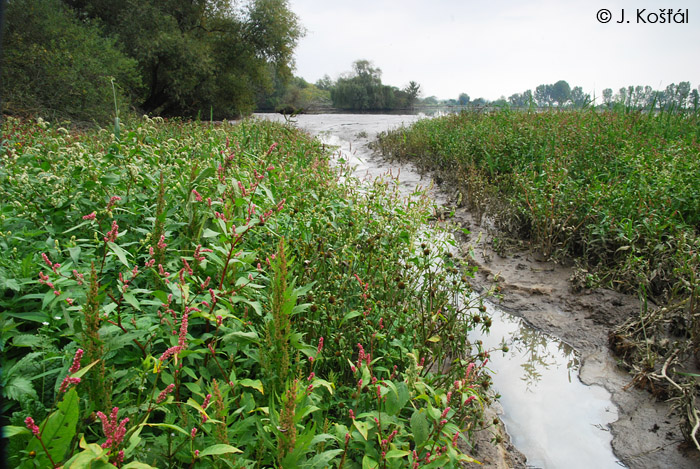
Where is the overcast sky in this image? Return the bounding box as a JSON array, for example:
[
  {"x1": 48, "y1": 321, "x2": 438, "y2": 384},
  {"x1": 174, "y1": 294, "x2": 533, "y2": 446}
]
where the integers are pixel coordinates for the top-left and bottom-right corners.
[{"x1": 288, "y1": 0, "x2": 699, "y2": 102}]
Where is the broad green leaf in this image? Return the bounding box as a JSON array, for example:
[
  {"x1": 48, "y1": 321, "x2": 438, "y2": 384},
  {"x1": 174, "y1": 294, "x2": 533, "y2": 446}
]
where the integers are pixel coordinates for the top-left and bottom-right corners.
[
  {"x1": 198, "y1": 444, "x2": 243, "y2": 457},
  {"x1": 142, "y1": 423, "x2": 189, "y2": 437},
  {"x1": 202, "y1": 228, "x2": 219, "y2": 238},
  {"x1": 340, "y1": 310, "x2": 362, "y2": 326},
  {"x1": 353, "y1": 419, "x2": 369, "y2": 441},
  {"x1": 2, "y1": 425, "x2": 30, "y2": 438},
  {"x1": 1, "y1": 277, "x2": 21, "y2": 291},
  {"x1": 311, "y1": 378, "x2": 334, "y2": 395},
  {"x1": 362, "y1": 454, "x2": 379, "y2": 469},
  {"x1": 25, "y1": 388, "x2": 79, "y2": 466},
  {"x1": 385, "y1": 449, "x2": 410, "y2": 459},
  {"x1": 5, "y1": 376, "x2": 38, "y2": 402},
  {"x1": 68, "y1": 246, "x2": 81, "y2": 264},
  {"x1": 304, "y1": 448, "x2": 344, "y2": 468},
  {"x1": 123, "y1": 291, "x2": 141, "y2": 311},
  {"x1": 11, "y1": 334, "x2": 43, "y2": 347},
  {"x1": 222, "y1": 330, "x2": 260, "y2": 344},
  {"x1": 238, "y1": 379, "x2": 264, "y2": 394},
  {"x1": 107, "y1": 242, "x2": 130, "y2": 267},
  {"x1": 410, "y1": 409, "x2": 430, "y2": 448}
]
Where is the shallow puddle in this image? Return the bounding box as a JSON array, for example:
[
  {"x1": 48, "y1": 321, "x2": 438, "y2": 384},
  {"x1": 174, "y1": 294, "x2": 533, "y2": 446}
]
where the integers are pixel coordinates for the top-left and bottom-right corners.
[
  {"x1": 256, "y1": 112, "x2": 624, "y2": 468},
  {"x1": 472, "y1": 301, "x2": 622, "y2": 468}
]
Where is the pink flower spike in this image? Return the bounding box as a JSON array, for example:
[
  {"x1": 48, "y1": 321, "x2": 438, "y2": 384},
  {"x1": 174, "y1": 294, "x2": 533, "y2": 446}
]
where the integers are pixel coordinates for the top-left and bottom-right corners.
[
  {"x1": 41, "y1": 252, "x2": 53, "y2": 269},
  {"x1": 25, "y1": 416, "x2": 40, "y2": 436},
  {"x1": 69, "y1": 349, "x2": 84, "y2": 374},
  {"x1": 82, "y1": 211, "x2": 97, "y2": 220},
  {"x1": 59, "y1": 376, "x2": 81, "y2": 393},
  {"x1": 191, "y1": 427, "x2": 198, "y2": 439},
  {"x1": 192, "y1": 189, "x2": 203, "y2": 202},
  {"x1": 156, "y1": 384, "x2": 175, "y2": 404},
  {"x1": 159, "y1": 345, "x2": 182, "y2": 362}
]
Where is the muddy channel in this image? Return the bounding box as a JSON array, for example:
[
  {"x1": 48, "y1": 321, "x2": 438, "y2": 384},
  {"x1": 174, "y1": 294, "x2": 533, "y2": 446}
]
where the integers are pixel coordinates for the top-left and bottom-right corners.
[{"x1": 256, "y1": 113, "x2": 700, "y2": 469}]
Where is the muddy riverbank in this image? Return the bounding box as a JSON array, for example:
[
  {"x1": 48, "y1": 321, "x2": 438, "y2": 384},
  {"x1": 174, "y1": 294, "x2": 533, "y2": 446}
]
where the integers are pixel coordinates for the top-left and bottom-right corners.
[
  {"x1": 449, "y1": 199, "x2": 699, "y2": 468},
  {"x1": 256, "y1": 113, "x2": 700, "y2": 468}
]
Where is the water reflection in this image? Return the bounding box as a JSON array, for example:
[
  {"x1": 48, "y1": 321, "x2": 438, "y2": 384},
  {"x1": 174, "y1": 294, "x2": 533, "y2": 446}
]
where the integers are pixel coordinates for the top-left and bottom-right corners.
[
  {"x1": 507, "y1": 321, "x2": 580, "y2": 389},
  {"x1": 471, "y1": 301, "x2": 621, "y2": 468}
]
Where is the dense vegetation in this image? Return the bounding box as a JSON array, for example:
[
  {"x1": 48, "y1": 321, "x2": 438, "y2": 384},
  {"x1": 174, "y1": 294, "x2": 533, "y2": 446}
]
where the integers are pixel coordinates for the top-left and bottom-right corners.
[
  {"x1": 376, "y1": 108, "x2": 700, "y2": 448},
  {"x1": 1, "y1": 116, "x2": 496, "y2": 467},
  {"x1": 2, "y1": 0, "x2": 302, "y2": 121},
  {"x1": 329, "y1": 61, "x2": 420, "y2": 112}
]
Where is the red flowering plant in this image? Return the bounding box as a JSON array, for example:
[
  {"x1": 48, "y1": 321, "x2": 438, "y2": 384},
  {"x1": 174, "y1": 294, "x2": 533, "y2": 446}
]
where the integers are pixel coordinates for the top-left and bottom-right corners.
[{"x1": 2, "y1": 117, "x2": 495, "y2": 468}]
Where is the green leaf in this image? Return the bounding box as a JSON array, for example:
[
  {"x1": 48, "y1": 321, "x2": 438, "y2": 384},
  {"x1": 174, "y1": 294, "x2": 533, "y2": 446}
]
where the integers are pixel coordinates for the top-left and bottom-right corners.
[
  {"x1": 340, "y1": 310, "x2": 362, "y2": 326},
  {"x1": 11, "y1": 334, "x2": 43, "y2": 347},
  {"x1": 4, "y1": 376, "x2": 38, "y2": 401},
  {"x1": 222, "y1": 330, "x2": 260, "y2": 345},
  {"x1": 107, "y1": 241, "x2": 131, "y2": 267},
  {"x1": 142, "y1": 423, "x2": 190, "y2": 437},
  {"x1": 311, "y1": 378, "x2": 334, "y2": 395},
  {"x1": 68, "y1": 246, "x2": 81, "y2": 264},
  {"x1": 25, "y1": 388, "x2": 79, "y2": 465},
  {"x1": 123, "y1": 291, "x2": 141, "y2": 311},
  {"x1": 0, "y1": 277, "x2": 21, "y2": 291},
  {"x1": 410, "y1": 409, "x2": 430, "y2": 448},
  {"x1": 202, "y1": 228, "x2": 220, "y2": 238},
  {"x1": 385, "y1": 449, "x2": 410, "y2": 459},
  {"x1": 122, "y1": 463, "x2": 158, "y2": 469},
  {"x1": 362, "y1": 454, "x2": 379, "y2": 469},
  {"x1": 238, "y1": 379, "x2": 264, "y2": 394},
  {"x1": 353, "y1": 419, "x2": 369, "y2": 441},
  {"x1": 2, "y1": 425, "x2": 30, "y2": 438},
  {"x1": 198, "y1": 444, "x2": 243, "y2": 457},
  {"x1": 304, "y1": 449, "x2": 344, "y2": 468}
]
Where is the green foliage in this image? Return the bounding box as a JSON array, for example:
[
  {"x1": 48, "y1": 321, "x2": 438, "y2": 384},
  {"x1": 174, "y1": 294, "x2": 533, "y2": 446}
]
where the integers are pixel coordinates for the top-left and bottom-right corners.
[
  {"x1": 2, "y1": 0, "x2": 302, "y2": 121},
  {"x1": 1, "y1": 0, "x2": 141, "y2": 122},
  {"x1": 330, "y1": 60, "x2": 418, "y2": 111},
  {"x1": 1, "y1": 116, "x2": 492, "y2": 467}
]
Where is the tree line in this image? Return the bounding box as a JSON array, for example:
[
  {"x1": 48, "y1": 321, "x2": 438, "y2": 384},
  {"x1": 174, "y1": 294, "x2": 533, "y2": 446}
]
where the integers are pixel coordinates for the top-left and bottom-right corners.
[
  {"x1": 258, "y1": 59, "x2": 422, "y2": 113},
  {"x1": 1, "y1": 0, "x2": 302, "y2": 122},
  {"x1": 447, "y1": 80, "x2": 700, "y2": 111}
]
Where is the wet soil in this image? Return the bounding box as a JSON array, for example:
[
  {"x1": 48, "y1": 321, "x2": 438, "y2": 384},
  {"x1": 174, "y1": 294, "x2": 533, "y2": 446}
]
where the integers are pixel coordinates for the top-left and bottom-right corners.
[{"x1": 432, "y1": 179, "x2": 700, "y2": 469}]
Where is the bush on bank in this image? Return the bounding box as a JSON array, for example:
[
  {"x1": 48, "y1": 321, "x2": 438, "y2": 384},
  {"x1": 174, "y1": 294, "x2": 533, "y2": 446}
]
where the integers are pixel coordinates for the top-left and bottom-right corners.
[{"x1": 1, "y1": 116, "x2": 494, "y2": 467}]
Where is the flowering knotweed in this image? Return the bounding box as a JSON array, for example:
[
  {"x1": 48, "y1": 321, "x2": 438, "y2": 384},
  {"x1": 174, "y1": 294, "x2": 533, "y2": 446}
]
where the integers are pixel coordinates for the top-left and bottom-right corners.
[
  {"x1": 24, "y1": 416, "x2": 40, "y2": 436},
  {"x1": 97, "y1": 407, "x2": 129, "y2": 450},
  {"x1": 156, "y1": 384, "x2": 175, "y2": 404},
  {"x1": 104, "y1": 221, "x2": 119, "y2": 242}
]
